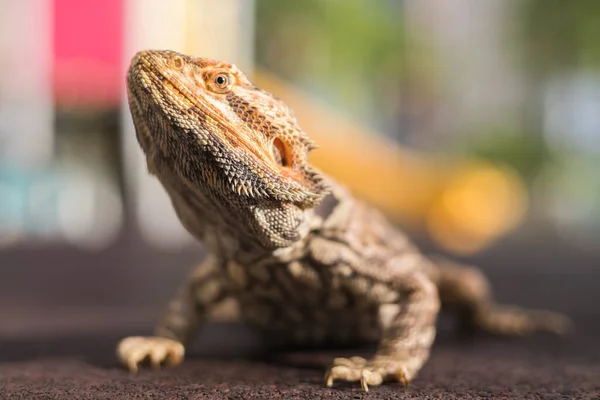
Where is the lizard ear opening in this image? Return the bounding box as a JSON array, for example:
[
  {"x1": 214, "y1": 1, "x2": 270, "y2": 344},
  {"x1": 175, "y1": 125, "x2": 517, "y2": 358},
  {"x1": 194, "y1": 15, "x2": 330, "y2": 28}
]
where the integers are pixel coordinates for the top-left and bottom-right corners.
[{"x1": 272, "y1": 138, "x2": 291, "y2": 167}]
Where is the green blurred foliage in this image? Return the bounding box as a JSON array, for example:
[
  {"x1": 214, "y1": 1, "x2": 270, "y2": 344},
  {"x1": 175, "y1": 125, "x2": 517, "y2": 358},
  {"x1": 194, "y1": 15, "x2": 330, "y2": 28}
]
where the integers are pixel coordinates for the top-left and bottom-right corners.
[
  {"x1": 516, "y1": 0, "x2": 600, "y2": 73},
  {"x1": 255, "y1": 0, "x2": 431, "y2": 132},
  {"x1": 476, "y1": 1, "x2": 600, "y2": 183},
  {"x1": 462, "y1": 131, "x2": 552, "y2": 183}
]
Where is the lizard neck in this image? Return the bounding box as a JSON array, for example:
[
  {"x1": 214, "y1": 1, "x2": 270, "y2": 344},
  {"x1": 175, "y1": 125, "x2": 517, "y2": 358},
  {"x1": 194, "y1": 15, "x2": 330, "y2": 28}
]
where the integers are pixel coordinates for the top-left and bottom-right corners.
[
  {"x1": 205, "y1": 209, "x2": 319, "y2": 264},
  {"x1": 205, "y1": 182, "x2": 346, "y2": 263}
]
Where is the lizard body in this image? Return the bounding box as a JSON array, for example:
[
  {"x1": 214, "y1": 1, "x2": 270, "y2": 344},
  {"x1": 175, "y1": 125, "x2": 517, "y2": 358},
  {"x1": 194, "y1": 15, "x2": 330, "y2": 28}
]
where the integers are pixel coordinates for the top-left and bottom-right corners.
[{"x1": 118, "y1": 50, "x2": 570, "y2": 391}]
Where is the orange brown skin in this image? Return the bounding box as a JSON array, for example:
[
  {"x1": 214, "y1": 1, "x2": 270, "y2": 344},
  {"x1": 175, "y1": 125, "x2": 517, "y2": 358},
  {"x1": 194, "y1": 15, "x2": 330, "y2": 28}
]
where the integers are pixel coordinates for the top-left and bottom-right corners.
[{"x1": 118, "y1": 50, "x2": 572, "y2": 392}]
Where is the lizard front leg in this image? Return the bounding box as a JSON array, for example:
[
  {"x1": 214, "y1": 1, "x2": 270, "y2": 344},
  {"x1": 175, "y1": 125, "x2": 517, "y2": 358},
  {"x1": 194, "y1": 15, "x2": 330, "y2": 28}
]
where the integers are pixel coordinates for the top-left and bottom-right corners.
[
  {"x1": 117, "y1": 255, "x2": 227, "y2": 372},
  {"x1": 326, "y1": 271, "x2": 440, "y2": 392}
]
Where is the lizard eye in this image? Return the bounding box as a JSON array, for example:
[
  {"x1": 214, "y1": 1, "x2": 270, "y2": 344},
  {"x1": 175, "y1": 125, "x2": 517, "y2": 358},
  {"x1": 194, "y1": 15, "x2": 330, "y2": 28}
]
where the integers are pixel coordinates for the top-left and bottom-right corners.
[
  {"x1": 207, "y1": 71, "x2": 233, "y2": 93},
  {"x1": 272, "y1": 138, "x2": 290, "y2": 167},
  {"x1": 215, "y1": 74, "x2": 228, "y2": 87}
]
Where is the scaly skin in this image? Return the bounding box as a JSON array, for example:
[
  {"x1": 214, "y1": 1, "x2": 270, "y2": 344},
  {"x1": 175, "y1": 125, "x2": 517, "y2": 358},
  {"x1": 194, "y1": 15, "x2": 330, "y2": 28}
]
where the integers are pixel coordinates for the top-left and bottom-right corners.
[{"x1": 117, "y1": 50, "x2": 571, "y2": 392}]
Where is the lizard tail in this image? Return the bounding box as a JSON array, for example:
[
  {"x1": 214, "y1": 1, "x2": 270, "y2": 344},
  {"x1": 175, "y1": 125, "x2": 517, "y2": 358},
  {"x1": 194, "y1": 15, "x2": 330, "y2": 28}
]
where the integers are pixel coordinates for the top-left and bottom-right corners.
[{"x1": 427, "y1": 256, "x2": 573, "y2": 336}]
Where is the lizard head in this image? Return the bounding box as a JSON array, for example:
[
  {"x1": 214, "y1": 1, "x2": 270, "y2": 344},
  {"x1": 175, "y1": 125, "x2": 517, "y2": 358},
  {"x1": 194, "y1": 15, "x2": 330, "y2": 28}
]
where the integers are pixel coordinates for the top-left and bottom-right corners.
[{"x1": 127, "y1": 50, "x2": 330, "y2": 249}]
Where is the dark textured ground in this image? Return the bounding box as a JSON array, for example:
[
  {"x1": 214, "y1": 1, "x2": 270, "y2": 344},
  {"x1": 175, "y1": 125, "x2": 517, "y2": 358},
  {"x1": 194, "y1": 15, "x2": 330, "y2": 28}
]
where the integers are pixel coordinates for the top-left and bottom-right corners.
[
  {"x1": 0, "y1": 319, "x2": 599, "y2": 400},
  {"x1": 1, "y1": 239, "x2": 599, "y2": 399}
]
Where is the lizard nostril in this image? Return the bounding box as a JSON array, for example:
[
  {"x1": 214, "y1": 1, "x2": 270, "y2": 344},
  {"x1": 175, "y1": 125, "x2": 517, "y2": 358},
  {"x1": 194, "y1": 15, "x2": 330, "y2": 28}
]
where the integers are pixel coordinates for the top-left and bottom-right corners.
[{"x1": 170, "y1": 56, "x2": 184, "y2": 70}]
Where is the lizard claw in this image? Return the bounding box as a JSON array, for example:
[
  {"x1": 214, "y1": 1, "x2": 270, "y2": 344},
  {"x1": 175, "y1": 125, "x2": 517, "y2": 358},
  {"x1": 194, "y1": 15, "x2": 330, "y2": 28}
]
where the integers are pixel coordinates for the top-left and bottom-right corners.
[
  {"x1": 397, "y1": 365, "x2": 409, "y2": 387},
  {"x1": 117, "y1": 336, "x2": 184, "y2": 373},
  {"x1": 325, "y1": 370, "x2": 334, "y2": 388},
  {"x1": 360, "y1": 370, "x2": 372, "y2": 392}
]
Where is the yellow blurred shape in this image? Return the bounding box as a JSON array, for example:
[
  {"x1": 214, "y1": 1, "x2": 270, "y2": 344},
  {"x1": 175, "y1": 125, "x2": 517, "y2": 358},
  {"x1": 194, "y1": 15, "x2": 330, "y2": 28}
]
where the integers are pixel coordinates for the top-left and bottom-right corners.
[{"x1": 427, "y1": 163, "x2": 528, "y2": 254}]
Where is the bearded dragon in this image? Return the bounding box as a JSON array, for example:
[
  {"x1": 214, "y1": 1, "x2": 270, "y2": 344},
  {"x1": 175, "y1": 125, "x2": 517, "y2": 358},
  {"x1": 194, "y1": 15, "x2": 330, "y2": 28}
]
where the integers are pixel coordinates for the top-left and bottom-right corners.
[{"x1": 117, "y1": 50, "x2": 570, "y2": 392}]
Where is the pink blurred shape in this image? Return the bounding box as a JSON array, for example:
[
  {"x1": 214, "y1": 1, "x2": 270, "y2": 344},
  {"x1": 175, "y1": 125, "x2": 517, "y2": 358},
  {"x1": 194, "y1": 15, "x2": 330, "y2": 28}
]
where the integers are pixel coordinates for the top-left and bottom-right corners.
[{"x1": 52, "y1": 0, "x2": 123, "y2": 107}]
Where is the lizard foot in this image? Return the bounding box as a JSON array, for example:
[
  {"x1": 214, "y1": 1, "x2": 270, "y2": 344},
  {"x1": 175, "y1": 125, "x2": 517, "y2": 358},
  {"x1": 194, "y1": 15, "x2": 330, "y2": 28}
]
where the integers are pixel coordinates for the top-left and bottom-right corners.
[
  {"x1": 324, "y1": 356, "x2": 410, "y2": 392},
  {"x1": 477, "y1": 306, "x2": 573, "y2": 336},
  {"x1": 526, "y1": 309, "x2": 573, "y2": 335},
  {"x1": 117, "y1": 336, "x2": 184, "y2": 373}
]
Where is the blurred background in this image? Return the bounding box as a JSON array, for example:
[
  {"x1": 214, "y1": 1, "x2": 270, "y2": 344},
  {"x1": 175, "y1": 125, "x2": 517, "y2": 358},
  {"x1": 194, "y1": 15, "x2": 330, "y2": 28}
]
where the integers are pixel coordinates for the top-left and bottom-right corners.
[{"x1": 0, "y1": 0, "x2": 598, "y2": 338}]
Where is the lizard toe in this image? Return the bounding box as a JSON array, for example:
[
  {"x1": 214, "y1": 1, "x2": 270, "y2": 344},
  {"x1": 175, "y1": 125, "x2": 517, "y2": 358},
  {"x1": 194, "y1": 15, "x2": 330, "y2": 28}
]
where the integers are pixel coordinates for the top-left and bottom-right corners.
[
  {"x1": 117, "y1": 336, "x2": 184, "y2": 372},
  {"x1": 325, "y1": 356, "x2": 392, "y2": 392}
]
